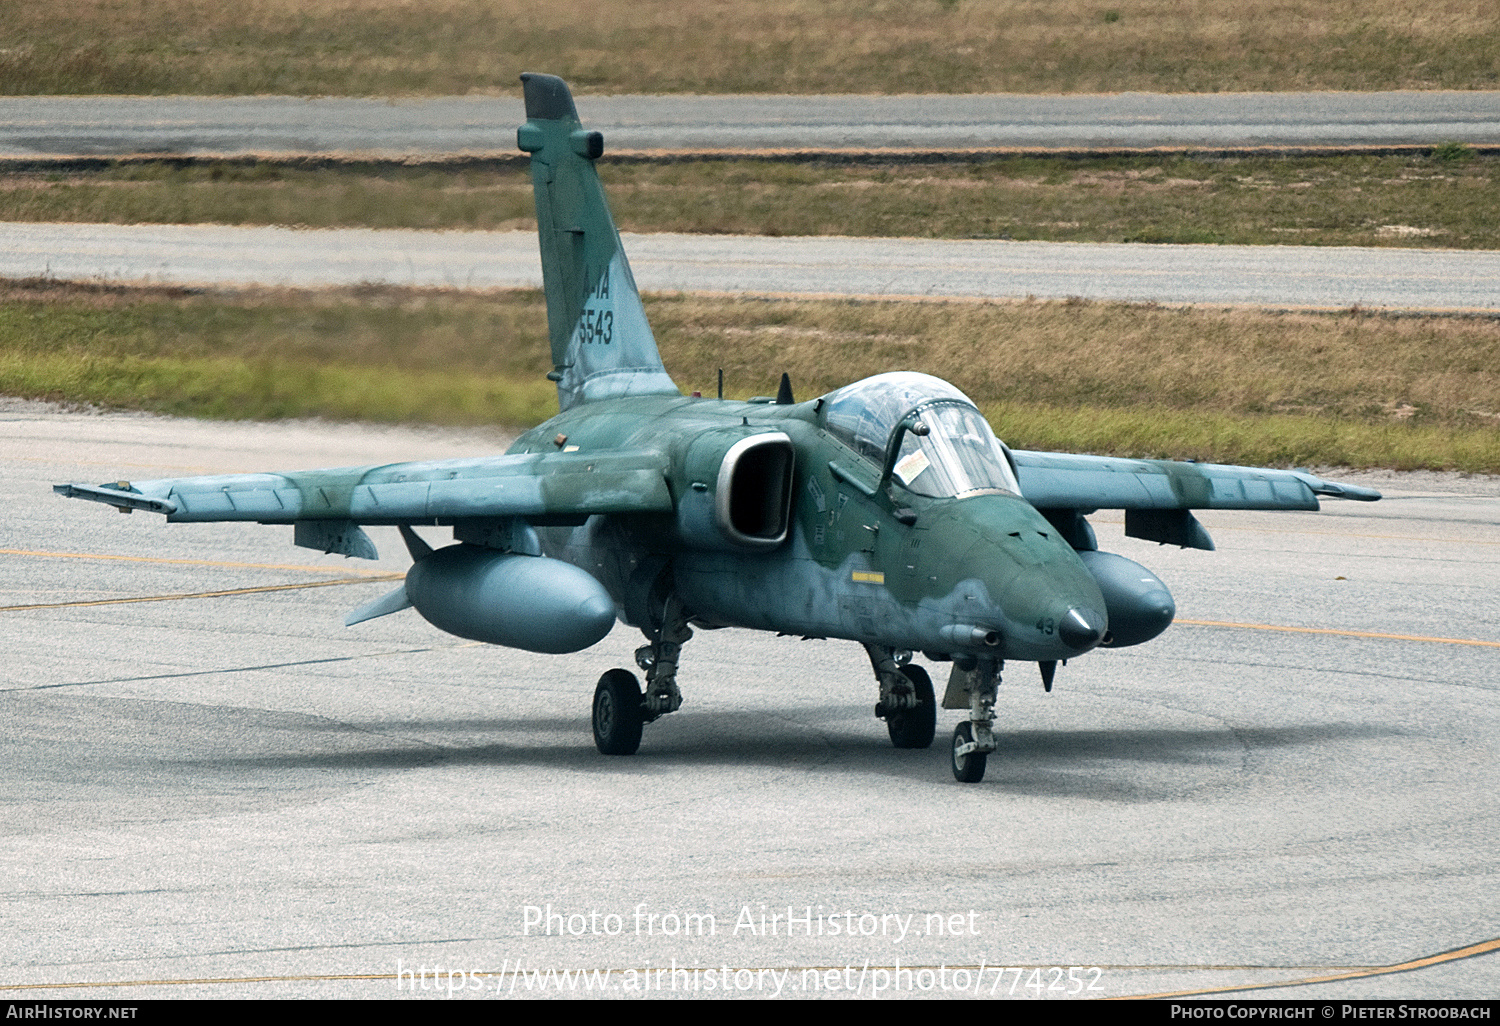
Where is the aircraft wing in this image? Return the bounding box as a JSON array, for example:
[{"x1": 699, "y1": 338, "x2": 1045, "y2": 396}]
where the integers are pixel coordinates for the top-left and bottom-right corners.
[
  {"x1": 1010, "y1": 450, "x2": 1379, "y2": 550},
  {"x1": 1011, "y1": 450, "x2": 1380, "y2": 511},
  {"x1": 54, "y1": 449, "x2": 672, "y2": 527}
]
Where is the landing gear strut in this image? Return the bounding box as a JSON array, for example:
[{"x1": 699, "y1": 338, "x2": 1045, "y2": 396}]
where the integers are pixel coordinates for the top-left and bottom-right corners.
[
  {"x1": 592, "y1": 593, "x2": 694, "y2": 756},
  {"x1": 637, "y1": 593, "x2": 693, "y2": 721}
]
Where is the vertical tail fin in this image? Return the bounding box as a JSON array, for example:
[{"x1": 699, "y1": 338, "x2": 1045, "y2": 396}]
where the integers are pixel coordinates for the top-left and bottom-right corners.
[{"x1": 518, "y1": 73, "x2": 679, "y2": 411}]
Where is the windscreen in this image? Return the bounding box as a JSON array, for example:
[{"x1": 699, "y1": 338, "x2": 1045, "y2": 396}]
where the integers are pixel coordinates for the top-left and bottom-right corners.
[
  {"x1": 821, "y1": 372, "x2": 1019, "y2": 498},
  {"x1": 890, "y1": 401, "x2": 1020, "y2": 498}
]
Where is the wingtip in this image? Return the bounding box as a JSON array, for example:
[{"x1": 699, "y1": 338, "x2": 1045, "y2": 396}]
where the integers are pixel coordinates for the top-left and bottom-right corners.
[
  {"x1": 1296, "y1": 473, "x2": 1382, "y2": 502},
  {"x1": 54, "y1": 482, "x2": 178, "y2": 515}
]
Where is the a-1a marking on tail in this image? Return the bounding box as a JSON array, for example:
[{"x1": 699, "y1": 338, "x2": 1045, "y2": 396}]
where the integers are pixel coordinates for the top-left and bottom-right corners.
[
  {"x1": 575, "y1": 265, "x2": 613, "y2": 345},
  {"x1": 54, "y1": 74, "x2": 1380, "y2": 782}
]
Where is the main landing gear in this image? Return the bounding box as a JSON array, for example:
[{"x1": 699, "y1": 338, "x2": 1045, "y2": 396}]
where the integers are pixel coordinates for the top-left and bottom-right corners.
[
  {"x1": 589, "y1": 612, "x2": 998, "y2": 784},
  {"x1": 591, "y1": 594, "x2": 694, "y2": 757},
  {"x1": 868, "y1": 645, "x2": 936, "y2": 750},
  {"x1": 592, "y1": 669, "x2": 644, "y2": 755}
]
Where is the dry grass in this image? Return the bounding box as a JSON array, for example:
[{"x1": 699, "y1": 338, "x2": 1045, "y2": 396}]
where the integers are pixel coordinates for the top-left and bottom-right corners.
[
  {"x1": 2, "y1": 279, "x2": 1496, "y2": 470},
  {"x1": 651, "y1": 296, "x2": 1500, "y2": 429},
  {"x1": 4, "y1": 153, "x2": 1498, "y2": 249},
  {"x1": 0, "y1": 163, "x2": 538, "y2": 231},
  {"x1": 602, "y1": 154, "x2": 1500, "y2": 248},
  {"x1": 2, "y1": 0, "x2": 1497, "y2": 95},
  {"x1": 0, "y1": 280, "x2": 557, "y2": 423}
]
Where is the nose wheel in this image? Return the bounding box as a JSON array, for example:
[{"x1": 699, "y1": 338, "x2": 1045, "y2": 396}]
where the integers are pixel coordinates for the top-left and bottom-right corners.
[
  {"x1": 947, "y1": 657, "x2": 1001, "y2": 782},
  {"x1": 951, "y1": 722, "x2": 988, "y2": 783}
]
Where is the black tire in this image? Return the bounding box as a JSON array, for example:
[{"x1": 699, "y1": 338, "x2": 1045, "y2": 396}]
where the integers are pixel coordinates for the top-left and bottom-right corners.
[
  {"x1": 887, "y1": 664, "x2": 936, "y2": 749},
  {"x1": 593, "y1": 669, "x2": 644, "y2": 756},
  {"x1": 951, "y1": 722, "x2": 987, "y2": 783}
]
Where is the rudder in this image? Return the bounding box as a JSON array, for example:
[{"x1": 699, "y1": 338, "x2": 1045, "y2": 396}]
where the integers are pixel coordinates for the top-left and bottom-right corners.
[{"x1": 517, "y1": 73, "x2": 679, "y2": 411}]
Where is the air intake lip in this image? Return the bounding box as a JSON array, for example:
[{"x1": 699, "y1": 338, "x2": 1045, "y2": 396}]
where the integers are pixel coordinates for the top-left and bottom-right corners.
[{"x1": 715, "y1": 432, "x2": 795, "y2": 550}]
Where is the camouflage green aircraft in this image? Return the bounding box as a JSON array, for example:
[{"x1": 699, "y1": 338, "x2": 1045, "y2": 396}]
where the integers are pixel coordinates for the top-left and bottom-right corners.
[{"x1": 55, "y1": 74, "x2": 1380, "y2": 782}]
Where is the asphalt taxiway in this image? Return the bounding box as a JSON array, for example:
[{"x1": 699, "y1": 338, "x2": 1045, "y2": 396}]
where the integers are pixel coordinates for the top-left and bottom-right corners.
[
  {"x1": 2, "y1": 92, "x2": 1498, "y2": 157},
  {"x1": 5, "y1": 223, "x2": 1500, "y2": 312},
  {"x1": 2, "y1": 404, "x2": 1497, "y2": 999}
]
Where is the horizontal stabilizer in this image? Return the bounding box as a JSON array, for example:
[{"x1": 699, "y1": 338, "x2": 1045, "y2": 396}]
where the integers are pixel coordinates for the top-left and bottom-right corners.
[{"x1": 345, "y1": 583, "x2": 412, "y2": 627}]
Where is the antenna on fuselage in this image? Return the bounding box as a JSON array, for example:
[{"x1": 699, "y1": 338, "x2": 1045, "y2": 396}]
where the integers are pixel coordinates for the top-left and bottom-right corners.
[{"x1": 775, "y1": 373, "x2": 794, "y2": 405}]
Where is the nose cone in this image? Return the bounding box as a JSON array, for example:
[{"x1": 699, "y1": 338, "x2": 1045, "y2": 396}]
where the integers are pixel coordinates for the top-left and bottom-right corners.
[
  {"x1": 997, "y1": 563, "x2": 1109, "y2": 661},
  {"x1": 1058, "y1": 606, "x2": 1106, "y2": 653},
  {"x1": 912, "y1": 494, "x2": 1111, "y2": 661}
]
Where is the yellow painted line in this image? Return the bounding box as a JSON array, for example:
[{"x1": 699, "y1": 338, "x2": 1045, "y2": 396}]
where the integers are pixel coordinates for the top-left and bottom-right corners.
[
  {"x1": 1178, "y1": 617, "x2": 1500, "y2": 649},
  {"x1": 851, "y1": 570, "x2": 885, "y2": 584},
  {"x1": 0, "y1": 547, "x2": 395, "y2": 576},
  {"x1": 6, "y1": 938, "x2": 1498, "y2": 995},
  {"x1": 1120, "y1": 934, "x2": 1500, "y2": 999},
  {"x1": 0, "y1": 574, "x2": 403, "y2": 613},
  {"x1": 1220, "y1": 525, "x2": 1500, "y2": 546},
  {"x1": 0, "y1": 972, "x2": 396, "y2": 992},
  {"x1": 0, "y1": 963, "x2": 1157, "y2": 993}
]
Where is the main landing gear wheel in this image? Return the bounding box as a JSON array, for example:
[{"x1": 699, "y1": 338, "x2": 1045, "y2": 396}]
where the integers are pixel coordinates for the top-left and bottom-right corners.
[
  {"x1": 951, "y1": 722, "x2": 988, "y2": 783},
  {"x1": 886, "y1": 664, "x2": 936, "y2": 750},
  {"x1": 593, "y1": 669, "x2": 644, "y2": 756}
]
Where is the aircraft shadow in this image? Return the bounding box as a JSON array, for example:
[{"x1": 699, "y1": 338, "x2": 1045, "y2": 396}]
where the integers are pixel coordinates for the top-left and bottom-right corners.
[{"x1": 160, "y1": 712, "x2": 1405, "y2": 802}]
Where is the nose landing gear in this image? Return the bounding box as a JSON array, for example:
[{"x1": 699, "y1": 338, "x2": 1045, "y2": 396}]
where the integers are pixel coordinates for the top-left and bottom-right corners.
[
  {"x1": 951, "y1": 721, "x2": 987, "y2": 783},
  {"x1": 946, "y1": 658, "x2": 1001, "y2": 783}
]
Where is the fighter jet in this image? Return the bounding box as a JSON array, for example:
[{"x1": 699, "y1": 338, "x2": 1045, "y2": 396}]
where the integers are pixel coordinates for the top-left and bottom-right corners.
[{"x1": 55, "y1": 73, "x2": 1380, "y2": 782}]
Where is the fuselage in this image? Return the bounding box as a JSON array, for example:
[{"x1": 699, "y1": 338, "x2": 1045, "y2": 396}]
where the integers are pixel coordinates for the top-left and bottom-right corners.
[{"x1": 510, "y1": 388, "x2": 1108, "y2": 663}]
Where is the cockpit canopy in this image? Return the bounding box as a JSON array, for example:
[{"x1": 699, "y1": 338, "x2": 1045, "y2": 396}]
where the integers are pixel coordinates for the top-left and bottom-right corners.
[{"x1": 819, "y1": 372, "x2": 1021, "y2": 498}]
